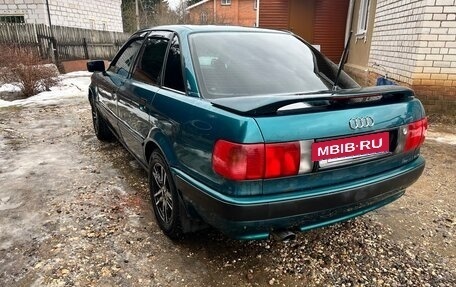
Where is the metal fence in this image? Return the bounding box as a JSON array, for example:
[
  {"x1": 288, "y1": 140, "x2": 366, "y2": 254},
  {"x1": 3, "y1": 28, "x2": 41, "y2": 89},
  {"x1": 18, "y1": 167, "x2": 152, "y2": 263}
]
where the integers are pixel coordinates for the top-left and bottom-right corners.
[{"x1": 0, "y1": 23, "x2": 130, "y2": 62}]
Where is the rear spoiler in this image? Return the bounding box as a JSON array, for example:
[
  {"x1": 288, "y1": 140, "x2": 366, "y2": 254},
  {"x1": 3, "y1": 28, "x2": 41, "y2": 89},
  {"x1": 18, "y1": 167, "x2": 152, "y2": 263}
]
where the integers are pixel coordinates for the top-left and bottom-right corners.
[{"x1": 210, "y1": 86, "x2": 415, "y2": 116}]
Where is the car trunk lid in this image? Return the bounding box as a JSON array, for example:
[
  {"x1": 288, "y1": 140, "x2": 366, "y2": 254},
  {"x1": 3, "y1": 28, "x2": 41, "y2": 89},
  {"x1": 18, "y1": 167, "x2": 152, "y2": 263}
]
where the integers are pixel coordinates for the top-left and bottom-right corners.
[{"x1": 210, "y1": 86, "x2": 426, "y2": 195}]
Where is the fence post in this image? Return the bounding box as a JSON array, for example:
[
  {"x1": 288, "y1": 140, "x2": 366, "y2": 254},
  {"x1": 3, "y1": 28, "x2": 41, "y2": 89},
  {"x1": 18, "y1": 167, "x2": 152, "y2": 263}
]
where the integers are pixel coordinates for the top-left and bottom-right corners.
[
  {"x1": 50, "y1": 36, "x2": 63, "y2": 73},
  {"x1": 48, "y1": 38, "x2": 55, "y2": 63},
  {"x1": 51, "y1": 37, "x2": 59, "y2": 63},
  {"x1": 83, "y1": 37, "x2": 89, "y2": 59}
]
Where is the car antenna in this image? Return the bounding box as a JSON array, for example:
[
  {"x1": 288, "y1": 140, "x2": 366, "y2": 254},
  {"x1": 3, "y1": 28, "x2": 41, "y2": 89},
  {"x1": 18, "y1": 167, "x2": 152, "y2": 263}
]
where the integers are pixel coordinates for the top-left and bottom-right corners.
[{"x1": 332, "y1": 31, "x2": 353, "y2": 92}]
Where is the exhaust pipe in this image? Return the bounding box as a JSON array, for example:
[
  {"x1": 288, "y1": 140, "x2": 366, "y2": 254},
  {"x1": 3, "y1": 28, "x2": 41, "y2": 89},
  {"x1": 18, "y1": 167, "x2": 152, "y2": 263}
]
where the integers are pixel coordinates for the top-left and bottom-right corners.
[{"x1": 270, "y1": 230, "x2": 296, "y2": 242}]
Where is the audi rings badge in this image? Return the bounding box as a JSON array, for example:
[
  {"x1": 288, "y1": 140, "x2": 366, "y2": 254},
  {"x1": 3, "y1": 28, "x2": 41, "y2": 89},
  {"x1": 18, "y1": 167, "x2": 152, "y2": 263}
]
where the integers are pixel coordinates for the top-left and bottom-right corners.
[{"x1": 349, "y1": 117, "x2": 375, "y2": 130}]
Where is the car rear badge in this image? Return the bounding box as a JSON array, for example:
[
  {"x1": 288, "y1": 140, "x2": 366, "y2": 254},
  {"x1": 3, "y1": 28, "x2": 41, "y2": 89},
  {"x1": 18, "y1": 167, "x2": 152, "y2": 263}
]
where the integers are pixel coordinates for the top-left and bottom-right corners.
[{"x1": 349, "y1": 116, "x2": 375, "y2": 130}]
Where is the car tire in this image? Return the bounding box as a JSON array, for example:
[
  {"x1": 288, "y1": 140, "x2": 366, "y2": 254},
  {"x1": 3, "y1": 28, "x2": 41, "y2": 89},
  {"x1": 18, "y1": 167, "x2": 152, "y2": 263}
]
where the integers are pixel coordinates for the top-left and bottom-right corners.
[
  {"x1": 90, "y1": 101, "x2": 114, "y2": 141},
  {"x1": 149, "y1": 150, "x2": 183, "y2": 239}
]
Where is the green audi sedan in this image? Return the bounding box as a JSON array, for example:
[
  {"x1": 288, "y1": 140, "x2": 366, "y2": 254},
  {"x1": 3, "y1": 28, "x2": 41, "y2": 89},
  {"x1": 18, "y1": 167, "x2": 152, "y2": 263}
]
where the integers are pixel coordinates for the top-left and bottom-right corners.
[{"x1": 87, "y1": 25, "x2": 427, "y2": 240}]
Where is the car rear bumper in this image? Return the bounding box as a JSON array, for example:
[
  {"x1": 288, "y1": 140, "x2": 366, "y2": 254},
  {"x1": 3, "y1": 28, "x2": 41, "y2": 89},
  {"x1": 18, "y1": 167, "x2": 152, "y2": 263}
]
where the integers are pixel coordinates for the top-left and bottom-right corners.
[{"x1": 173, "y1": 156, "x2": 425, "y2": 240}]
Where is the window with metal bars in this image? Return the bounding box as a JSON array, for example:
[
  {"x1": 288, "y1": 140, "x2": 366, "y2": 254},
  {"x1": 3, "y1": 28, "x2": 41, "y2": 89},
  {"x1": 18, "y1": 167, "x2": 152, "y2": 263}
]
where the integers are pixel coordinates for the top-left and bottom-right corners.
[{"x1": 0, "y1": 15, "x2": 25, "y2": 23}]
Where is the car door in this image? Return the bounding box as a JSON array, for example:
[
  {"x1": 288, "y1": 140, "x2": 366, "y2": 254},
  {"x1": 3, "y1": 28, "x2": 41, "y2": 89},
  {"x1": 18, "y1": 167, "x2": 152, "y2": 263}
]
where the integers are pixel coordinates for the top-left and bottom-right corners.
[
  {"x1": 117, "y1": 31, "x2": 172, "y2": 164},
  {"x1": 149, "y1": 35, "x2": 206, "y2": 171},
  {"x1": 97, "y1": 37, "x2": 144, "y2": 133}
]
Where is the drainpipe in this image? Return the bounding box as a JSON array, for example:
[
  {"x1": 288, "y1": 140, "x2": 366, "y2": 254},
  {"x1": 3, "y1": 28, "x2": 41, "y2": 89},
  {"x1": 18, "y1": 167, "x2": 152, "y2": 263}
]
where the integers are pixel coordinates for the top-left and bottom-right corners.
[
  {"x1": 345, "y1": 0, "x2": 355, "y2": 45},
  {"x1": 256, "y1": 0, "x2": 260, "y2": 27},
  {"x1": 135, "y1": 0, "x2": 140, "y2": 30},
  {"x1": 45, "y1": 0, "x2": 53, "y2": 37},
  {"x1": 214, "y1": 0, "x2": 217, "y2": 23},
  {"x1": 45, "y1": 0, "x2": 58, "y2": 65}
]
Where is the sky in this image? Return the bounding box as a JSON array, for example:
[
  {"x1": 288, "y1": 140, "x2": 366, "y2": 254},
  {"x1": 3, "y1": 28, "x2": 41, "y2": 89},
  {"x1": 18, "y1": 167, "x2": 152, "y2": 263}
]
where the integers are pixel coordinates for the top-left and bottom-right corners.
[{"x1": 166, "y1": 0, "x2": 181, "y2": 10}]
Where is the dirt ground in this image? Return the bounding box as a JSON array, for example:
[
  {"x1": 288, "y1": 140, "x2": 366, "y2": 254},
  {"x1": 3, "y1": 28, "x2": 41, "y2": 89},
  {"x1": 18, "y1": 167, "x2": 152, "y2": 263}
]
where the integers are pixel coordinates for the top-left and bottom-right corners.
[{"x1": 0, "y1": 75, "x2": 455, "y2": 286}]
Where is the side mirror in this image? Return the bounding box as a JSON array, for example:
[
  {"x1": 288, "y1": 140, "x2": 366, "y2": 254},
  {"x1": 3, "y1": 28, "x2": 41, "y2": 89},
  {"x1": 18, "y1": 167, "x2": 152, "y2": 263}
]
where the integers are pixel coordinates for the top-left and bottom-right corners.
[{"x1": 87, "y1": 60, "x2": 105, "y2": 72}]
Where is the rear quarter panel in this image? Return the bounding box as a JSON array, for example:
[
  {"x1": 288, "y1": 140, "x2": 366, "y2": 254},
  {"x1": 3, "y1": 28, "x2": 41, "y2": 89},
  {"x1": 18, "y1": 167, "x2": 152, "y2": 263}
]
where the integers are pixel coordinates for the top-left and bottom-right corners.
[{"x1": 147, "y1": 89, "x2": 265, "y2": 196}]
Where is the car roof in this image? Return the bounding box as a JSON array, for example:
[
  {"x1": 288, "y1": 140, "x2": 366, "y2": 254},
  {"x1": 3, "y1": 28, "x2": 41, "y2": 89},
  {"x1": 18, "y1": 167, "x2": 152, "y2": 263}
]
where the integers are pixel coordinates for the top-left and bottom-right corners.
[{"x1": 135, "y1": 25, "x2": 287, "y2": 36}]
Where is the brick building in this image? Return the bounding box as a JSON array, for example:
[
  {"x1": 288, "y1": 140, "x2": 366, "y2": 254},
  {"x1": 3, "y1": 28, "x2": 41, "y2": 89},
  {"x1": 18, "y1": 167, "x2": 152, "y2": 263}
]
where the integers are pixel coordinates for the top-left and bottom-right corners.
[
  {"x1": 186, "y1": 0, "x2": 257, "y2": 26},
  {"x1": 345, "y1": 0, "x2": 456, "y2": 116},
  {"x1": 0, "y1": 0, "x2": 123, "y2": 32}
]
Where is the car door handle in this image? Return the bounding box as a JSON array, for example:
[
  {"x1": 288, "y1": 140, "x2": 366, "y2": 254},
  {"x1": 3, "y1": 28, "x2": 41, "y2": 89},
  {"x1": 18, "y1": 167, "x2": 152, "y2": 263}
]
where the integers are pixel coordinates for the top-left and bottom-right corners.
[{"x1": 138, "y1": 98, "x2": 147, "y2": 106}]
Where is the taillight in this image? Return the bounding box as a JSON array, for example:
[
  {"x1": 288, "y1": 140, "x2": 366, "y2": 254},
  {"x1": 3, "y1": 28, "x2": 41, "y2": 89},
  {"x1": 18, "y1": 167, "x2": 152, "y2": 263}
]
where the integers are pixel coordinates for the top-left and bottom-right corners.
[
  {"x1": 212, "y1": 140, "x2": 306, "y2": 180},
  {"x1": 404, "y1": 118, "x2": 428, "y2": 152},
  {"x1": 265, "y1": 142, "x2": 300, "y2": 178},
  {"x1": 212, "y1": 140, "x2": 264, "y2": 180}
]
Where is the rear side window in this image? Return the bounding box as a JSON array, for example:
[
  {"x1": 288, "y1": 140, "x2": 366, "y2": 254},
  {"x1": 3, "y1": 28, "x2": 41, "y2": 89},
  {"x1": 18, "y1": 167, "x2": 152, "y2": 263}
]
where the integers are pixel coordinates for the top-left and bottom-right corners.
[
  {"x1": 163, "y1": 36, "x2": 185, "y2": 92},
  {"x1": 132, "y1": 37, "x2": 169, "y2": 85},
  {"x1": 109, "y1": 39, "x2": 143, "y2": 78}
]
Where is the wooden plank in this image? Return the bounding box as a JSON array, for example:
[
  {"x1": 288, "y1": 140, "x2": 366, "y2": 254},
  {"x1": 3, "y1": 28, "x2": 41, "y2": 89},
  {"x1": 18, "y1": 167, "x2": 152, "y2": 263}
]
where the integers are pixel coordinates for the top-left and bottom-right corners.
[{"x1": 0, "y1": 23, "x2": 129, "y2": 61}]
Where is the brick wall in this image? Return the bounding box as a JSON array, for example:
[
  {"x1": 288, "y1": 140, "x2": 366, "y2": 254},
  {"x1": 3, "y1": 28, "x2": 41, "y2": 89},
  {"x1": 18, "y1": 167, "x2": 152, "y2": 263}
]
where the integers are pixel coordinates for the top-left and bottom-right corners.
[
  {"x1": 236, "y1": 0, "x2": 256, "y2": 26},
  {"x1": 0, "y1": 0, "x2": 123, "y2": 32},
  {"x1": 187, "y1": 1, "x2": 216, "y2": 24},
  {"x1": 411, "y1": 0, "x2": 456, "y2": 87},
  {"x1": 0, "y1": 0, "x2": 47, "y2": 24},
  {"x1": 187, "y1": 0, "x2": 256, "y2": 26},
  {"x1": 48, "y1": 0, "x2": 123, "y2": 32},
  {"x1": 369, "y1": 0, "x2": 426, "y2": 83},
  {"x1": 364, "y1": 69, "x2": 456, "y2": 116},
  {"x1": 218, "y1": 0, "x2": 240, "y2": 24},
  {"x1": 369, "y1": 0, "x2": 456, "y2": 116}
]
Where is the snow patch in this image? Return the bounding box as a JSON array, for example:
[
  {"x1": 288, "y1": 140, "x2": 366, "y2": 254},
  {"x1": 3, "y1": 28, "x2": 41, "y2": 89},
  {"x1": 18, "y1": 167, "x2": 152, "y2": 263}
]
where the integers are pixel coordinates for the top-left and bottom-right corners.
[
  {"x1": 0, "y1": 71, "x2": 91, "y2": 108},
  {"x1": 0, "y1": 83, "x2": 21, "y2": 93},
  {"x1": 60, "y1": 71, "x2": 92, "y2": 78}
]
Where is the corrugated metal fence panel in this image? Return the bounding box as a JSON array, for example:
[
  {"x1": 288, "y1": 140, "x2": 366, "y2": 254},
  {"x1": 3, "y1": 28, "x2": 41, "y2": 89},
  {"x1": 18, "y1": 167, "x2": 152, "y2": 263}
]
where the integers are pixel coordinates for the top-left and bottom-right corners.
[
  {"x1": 259, "y1": 0, "x2": 289, "y2": 30},
  {"x1": 313, "y1": 0, "x2": 349, "y2": 63}
]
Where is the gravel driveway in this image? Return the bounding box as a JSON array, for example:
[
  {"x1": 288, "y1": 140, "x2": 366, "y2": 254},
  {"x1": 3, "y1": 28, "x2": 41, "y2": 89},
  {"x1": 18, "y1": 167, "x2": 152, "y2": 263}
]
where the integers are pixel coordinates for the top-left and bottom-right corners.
[{"x1": 0, "y1": 74, "x2": 455, "y2": 286}]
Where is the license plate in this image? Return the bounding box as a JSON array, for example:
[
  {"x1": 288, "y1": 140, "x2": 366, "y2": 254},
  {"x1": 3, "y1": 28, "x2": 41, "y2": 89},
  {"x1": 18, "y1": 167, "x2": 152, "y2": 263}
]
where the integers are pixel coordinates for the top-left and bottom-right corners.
[{"x1": 312, "y1": 132, "x2": 390, "y2": 162}]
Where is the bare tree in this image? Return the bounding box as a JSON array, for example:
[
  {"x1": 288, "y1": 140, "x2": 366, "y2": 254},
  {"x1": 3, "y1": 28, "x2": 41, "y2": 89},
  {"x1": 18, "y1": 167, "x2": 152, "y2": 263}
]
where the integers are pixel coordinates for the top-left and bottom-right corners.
[{"x1": 122, "y1": 0, "x2": 183, "y2": 32}]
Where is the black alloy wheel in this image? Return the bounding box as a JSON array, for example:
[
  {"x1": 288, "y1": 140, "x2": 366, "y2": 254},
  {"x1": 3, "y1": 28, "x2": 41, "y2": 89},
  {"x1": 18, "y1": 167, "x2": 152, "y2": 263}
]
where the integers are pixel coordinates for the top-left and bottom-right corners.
[{"x1": 149, "y1": 150, "x2": 182, "y2": 239}]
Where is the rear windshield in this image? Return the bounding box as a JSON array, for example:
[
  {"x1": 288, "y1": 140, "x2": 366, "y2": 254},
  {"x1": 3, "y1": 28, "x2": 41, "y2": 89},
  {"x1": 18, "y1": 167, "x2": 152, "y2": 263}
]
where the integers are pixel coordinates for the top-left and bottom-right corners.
[{"x1": 189, "y1": 32, "x2": 359, "y2": 99}]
